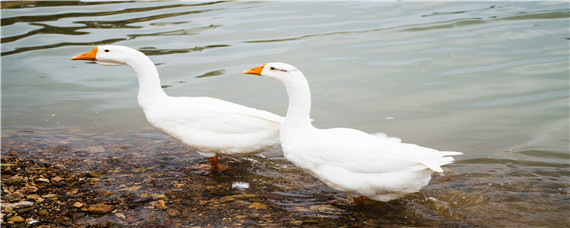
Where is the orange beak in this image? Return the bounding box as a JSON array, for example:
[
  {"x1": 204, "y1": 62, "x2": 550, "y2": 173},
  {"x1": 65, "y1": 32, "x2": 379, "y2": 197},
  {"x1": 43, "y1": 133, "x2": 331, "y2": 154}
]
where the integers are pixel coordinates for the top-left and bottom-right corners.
[
  {"x1": 242, "y1": 64, "x2": 266, "y2": 76},
  {"x1": 71, "y1": 47, "x2": 98, "y2": 61}
]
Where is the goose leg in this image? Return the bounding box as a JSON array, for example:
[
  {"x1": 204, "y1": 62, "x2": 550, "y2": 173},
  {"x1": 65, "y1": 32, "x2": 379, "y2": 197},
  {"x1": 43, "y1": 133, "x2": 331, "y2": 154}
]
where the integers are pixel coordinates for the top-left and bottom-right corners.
[{"x1": 207, "y1": 156, "x2": 228, "y2": 171}]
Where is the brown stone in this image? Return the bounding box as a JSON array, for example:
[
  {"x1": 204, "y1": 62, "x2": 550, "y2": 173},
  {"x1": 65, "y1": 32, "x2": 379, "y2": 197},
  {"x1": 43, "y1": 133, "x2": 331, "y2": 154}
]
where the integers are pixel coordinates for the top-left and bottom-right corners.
[
  {"x1": 155, "y1": 200, "x2": 167, "y2": 210},
  {"x1": 88, "y1": 203, "x2": 115, "y2": 214},
  {"x1": 248, "y1": 202, "x2": 269, "y2": 210},
  {"x1": 7, "y1": 215, "x2": 25, "y2": 223},
  {"x1": 3, "y1": 192, "x2": 25, "y2": 201}
]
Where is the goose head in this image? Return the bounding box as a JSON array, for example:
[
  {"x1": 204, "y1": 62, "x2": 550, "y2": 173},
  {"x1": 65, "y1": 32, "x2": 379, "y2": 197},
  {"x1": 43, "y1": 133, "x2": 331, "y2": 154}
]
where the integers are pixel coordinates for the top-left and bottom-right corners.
[
  {"x1": 242, "y1": 62, "x2": 302, "y2": 84},
  {"x1": 71, "y1": 45, "x2": 142, "y2": 66}
]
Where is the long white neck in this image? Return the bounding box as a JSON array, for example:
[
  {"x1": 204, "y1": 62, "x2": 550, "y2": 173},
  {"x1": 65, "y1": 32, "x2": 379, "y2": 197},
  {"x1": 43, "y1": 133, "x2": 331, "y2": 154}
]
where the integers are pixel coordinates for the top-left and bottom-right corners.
[
  {"x1": 282, "y1": 71, "x2": 313, "y2": 129},
  {"x1": 125, "y1": 52, "x2": 168, "y2": 107}
]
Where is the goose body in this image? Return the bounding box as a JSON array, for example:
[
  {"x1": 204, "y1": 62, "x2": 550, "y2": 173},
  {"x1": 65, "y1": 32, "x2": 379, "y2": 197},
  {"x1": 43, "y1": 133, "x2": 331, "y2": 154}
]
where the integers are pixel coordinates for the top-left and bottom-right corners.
[
  {"x1": 243, "y1": 62, "x2": 461, "y2": 202},
  {"x1": 71, "y1": 45, "x2": 283, "y2": 169}
]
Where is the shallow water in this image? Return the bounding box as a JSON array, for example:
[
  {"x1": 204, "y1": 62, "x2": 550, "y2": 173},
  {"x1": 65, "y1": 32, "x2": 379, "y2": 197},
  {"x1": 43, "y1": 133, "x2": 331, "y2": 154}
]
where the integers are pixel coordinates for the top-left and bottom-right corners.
[{"x1": 2, "y1": 1, "x2": 569, "y2": 226}]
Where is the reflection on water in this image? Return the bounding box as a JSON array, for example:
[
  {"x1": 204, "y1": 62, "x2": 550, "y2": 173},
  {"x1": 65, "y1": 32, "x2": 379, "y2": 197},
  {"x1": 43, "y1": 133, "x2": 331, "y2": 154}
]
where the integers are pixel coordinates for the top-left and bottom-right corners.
[{"x1": 2, "y1": 1, "x2": 569, "y2": 226}]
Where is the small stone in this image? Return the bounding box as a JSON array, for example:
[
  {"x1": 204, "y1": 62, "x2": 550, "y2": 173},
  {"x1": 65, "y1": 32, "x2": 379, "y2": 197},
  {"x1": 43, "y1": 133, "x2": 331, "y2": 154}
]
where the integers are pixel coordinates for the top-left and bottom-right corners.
[
  {"x1": 51, "y1": 176, "x2": 63, "y2": 182},
  {"x1": 4, "y1": 201, "x2": 35, "y2": 209},
  {"x1": 73, "y1": 202, "x2": 84, "y2": 208},
  {"x1": 17, "y1": 186, "x2": 38, "y2": 195},
  {"x1": 155, "y1": 200, "x2": 167, "y2": 210},
  {"x1": 151, "y1": 194, "x2": 166, "y2": 199},
  {"x1": 166, "y1": 208, "x2": 180, "y2": 216},
  {"x1": 66, "y1": 189, "x2": 78, "y2": 195},
  {"x1": 3, "y1": 192, "x2": 25, "y2": 201},
  {"x1": 36, "y1": 178, "x2": 50, "y2": 183},
  {"x1": 232, "y1": 200, "x2": 251, "y2": 207},
  {"x1": 41, "y1": 194, "x2": 57, "y2": 198},
  {"x1": 5, "y1": 176, "x2": 24, "y2": 186},
  {"x1": 26, "y1": 194, "x2": 40, "y2": 200},
  {"x1": 38, "y1": 209, "x2": 49, "y2": 215},
  {"x1": 7, "y1": 215, "x2": 25, "y2": 223},
  {"x1": 87, "y1": 170, "x2": 105, "y2": 178},
  {"x1": 309, "y1": 204, "x2": 342, "y2": 214},
  {"x1": 248, "y1": 202, "x2": 269, "y2": 210},
  {"x1": 220, "y1": 196, "x2": 235, "y2": 203},
  {"x1": 290, "y1": 220, "x2": 303, "y2": 226},
  {"x1": 120, "y1": 186, "x2": 141, "y2": 191},
  {"x1": 115, "y1": 213, "x2": 126, "y2": 219},
  {"x1": 88, "y1": 203, "x2": 115, "y2": 214},
  {"x1": 3, "y1": 206, "x2": 13, "y2": 213}
]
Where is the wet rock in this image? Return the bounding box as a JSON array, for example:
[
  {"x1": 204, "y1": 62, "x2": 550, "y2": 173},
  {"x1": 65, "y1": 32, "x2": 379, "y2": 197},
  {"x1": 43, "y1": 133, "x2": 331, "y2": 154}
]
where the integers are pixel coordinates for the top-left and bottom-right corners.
[
  {"x1": 3, "y1": 192, "x2": 25, "y2": 201},
  {"x1": 220, "y1": 196, "x2": 235, "y2": 202},
  {"x1": 166, "y1": 208, "x2": 180, "y2": 216},
  {"x1": 290, "y1": 220, "x2": 303, "y2": 226},
  {"x1": 3, "y1": 206, "x2": 13, "y2": 213},
  {"x1": 87, "y1": 170, "x2": 106, "y2": 178},
  {"x1": 88, "y1": 203, "x2": 115, "y2": 214},
  {"x1": 51, "y1": 176, "x2": 63, "y2": 182},
  {"x1": 36, "y1": 177, "x2": 50, "y2": 183},
  {"x1": 26, "y1": 194, "x2": 40, "y2": 200},
  {"x1": 5, "y1": 176, "x2": 24, "y2": 186},
  {"x1": 17, "y1": 186, "x2": 38, "y2": 195},
  {"x1": 41, "y1": 193, "x2": 57, "y2": 198},
  {"x1": 309, "y1": 204, "x2": 343, "y2": 216},
  {"x1": 120, "y1": 186, "x2": 141, "y2": 191},
  {"x1": 232, "y1": 200, "x2": 252, "y2": 207},
  {"x1": 249, "y1": 202, "x2": 269, "y2": 210},
  {"x1": 7, "y1": 215, "x2": 25, "y2": 223},
  {"x1": 151, "y1": 193, "x2": 167, "y2": 199},
  {"x1": 115, "y1": 213, "x2": 126, "y2": 219},
  {"x1": 155, "y1": 200, "x2": 167, "y2": 210},
  {"x1": 73, "y1": 202, "x2": 84, "y2": 208},
  {"x1": 3, "y1": 201, "x2": 35, "y2": 209}
]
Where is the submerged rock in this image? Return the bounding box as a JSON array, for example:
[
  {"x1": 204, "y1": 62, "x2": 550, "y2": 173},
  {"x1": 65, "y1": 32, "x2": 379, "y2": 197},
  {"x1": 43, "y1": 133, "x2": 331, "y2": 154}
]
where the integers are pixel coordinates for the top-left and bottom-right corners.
[{"x1": 88, "y1": 203, "x2": 115, "y2": 214}]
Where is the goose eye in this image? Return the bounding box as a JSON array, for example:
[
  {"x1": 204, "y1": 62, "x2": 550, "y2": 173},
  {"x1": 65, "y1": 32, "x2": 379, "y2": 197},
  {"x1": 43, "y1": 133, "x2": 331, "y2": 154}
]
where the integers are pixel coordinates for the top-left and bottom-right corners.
[
  {"x1": 270, "y1": 67, "x2": 275, "y2": 70},
  {"x1": 104, "y1": 49, "x2": 110, "y2": 53}
]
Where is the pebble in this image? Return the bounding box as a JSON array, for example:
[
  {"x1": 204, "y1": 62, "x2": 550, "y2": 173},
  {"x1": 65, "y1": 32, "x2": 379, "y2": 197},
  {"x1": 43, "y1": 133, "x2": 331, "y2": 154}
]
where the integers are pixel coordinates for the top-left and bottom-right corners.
[
  {"x1": 151, "y1": 193, "x2": 167, "y2": 199},
  {"x1": 3, "y1": 192, "x2": 25, "y2": 201},
  {"x1": 155, "y1": 200, "x2": 167, "y2": 210},
  {"x1": 248, "y1": 202, "x2": 269, "y2": 210},
  {"x1": 115, "y1": 213, "x2": 126, "y2": 219},
  {"x1": 26, "y1": 194, "x2": 40, "y2": 200},
  {"x1": 88, "y1": 203, "x2": 116, "y2": 214},
  {"x1": 51, "y1": 176, "x2": 64, "y2": 182},
  {"x1": 3, "y1": 201, "x2": 35, "y2": 209},
  {"x1": 17, "y1": 186, "x2": 38, "y2": 195},
  {"x1": 7, "y1": 215, "x2": 25, "y2": 223},
  {"x1": 5, "y1": 176, "x2": 24, "y2": 186},
  {"x1": 166, "y1": 208, "x2": 180, "y2": 216},
  {"x1": 41, "y1": 194, "x2": 58, "y2": 198},
  {"x1": 220, "y1": 196, "x2": 236, "y2": 203},
  {"x1": 87, "y1": 170, "x2": 105, "y2": 178},
  {"x1": 37, "y1": 178, "x2": 50, "y2": 183},
  {"x1": 3, "y1": 206, "x2": 14, "y2": 212}
]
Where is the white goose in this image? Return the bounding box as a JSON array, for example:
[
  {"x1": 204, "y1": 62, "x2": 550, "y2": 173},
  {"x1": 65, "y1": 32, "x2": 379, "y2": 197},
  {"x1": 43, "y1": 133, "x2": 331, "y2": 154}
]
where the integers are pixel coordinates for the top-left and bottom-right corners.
[
  {"x1": 243, "y1": 62, "x2": 461, "y2": 202},
  {"x1": 71, "y1": 45, "x2": 283, "y2": 170}
]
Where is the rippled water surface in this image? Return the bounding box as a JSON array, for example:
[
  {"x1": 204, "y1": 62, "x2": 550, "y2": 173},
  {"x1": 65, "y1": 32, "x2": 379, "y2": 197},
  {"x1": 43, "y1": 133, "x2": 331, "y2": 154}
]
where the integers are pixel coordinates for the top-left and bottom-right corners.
[{"x1": 2, "y1": 1, "x2": 569, "y2": 226}]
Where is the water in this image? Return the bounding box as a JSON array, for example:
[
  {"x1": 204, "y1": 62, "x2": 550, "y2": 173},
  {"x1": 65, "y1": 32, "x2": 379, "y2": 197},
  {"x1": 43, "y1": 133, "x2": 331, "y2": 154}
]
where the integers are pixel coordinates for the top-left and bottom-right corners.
[{"x1": 2, "y1": 1, "x2": 569, "y2": 226}]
